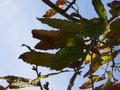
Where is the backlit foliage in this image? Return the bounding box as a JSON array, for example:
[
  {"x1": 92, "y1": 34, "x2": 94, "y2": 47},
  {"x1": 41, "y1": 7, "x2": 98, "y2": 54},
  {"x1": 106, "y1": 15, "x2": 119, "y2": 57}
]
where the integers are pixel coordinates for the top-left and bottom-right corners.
[{"x1": 1, "y1": 0, "x2": 120, "y2": 90}]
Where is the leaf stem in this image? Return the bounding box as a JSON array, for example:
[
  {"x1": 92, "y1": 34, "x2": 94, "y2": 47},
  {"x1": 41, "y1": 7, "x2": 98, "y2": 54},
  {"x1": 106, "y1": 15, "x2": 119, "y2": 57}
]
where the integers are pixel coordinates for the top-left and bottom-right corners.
[{"x1": 67, "y1": 39, "x2": 97, "y2": 90}]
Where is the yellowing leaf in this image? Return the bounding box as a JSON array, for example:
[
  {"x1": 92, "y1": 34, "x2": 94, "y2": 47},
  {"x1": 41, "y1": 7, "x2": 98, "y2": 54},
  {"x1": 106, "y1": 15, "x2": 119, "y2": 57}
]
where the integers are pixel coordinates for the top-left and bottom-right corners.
[
  {"x1": 43, "y1": 6, "x2": 64, "y2": 18},
  {"x1": 80, "y1": 75, "x2": 105, "y2": 89},
  {"x1": 84, "y1": 56, "x2": 103, "y2": 77},
  {"x1": 102, "y1": 51, "x2": 118, "y2": 65},
  {"x1": 34, "y1": 70, "x2": 68, "y2": 81},
  {"x1": 85, "y1": 53, "x2": 97, "y2": 64},
  {"x1": 0, "y1": 76, "x2": 39, "y2": 89},
  {"x1": 92, "y1": 0, "x2": 107, "y2": 22}
]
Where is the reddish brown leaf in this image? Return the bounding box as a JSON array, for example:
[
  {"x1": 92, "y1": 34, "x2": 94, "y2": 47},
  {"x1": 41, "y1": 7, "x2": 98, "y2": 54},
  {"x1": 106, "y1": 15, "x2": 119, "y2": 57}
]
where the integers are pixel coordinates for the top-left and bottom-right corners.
[
  {"x1": 55, "y1": 0, "x2": 66, "y2": 6},
  {"x1": 35, "y1": 40, "x2": 62, "y2": 50},
  {"x1": 32, "y1": 30, "x2": 64, "y2": 40},
  {"x1": 0, "y1": 86, "x2": 6, "y2": 90}
]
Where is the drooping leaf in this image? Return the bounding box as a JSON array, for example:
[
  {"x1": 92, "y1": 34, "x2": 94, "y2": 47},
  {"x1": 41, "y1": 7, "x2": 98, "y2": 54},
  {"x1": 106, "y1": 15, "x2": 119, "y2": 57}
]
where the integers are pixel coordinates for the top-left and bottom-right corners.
[
  {"x1": 80, "y1": 75, "x2": 105, "y2": 89},
  {"x1": 51, "y1": 46, "x2": 84, "y2": 70},
  {"x1": 19, "y1": 51, "x2": 54, "y2": 68},
  {"x1": 37, "y1": 18, "x2": 82, "y2": 34},
  {"x1": 102, "y1": 51, "x2": 118, "y2": 65},
  {"x1": 32, "y1": 30, "x2": 65, "y2": 50},
  {"x1": 102, "y1": 71, "x2": 112, "y2": 90},
  {"x1": 81, "y1": 19, "x2": 106, "y2": 38},
  {"x1": 0, "y1": 86, "x2": 6, "y2": 90},
  {"x1": 0, "y1": 76, "x2": 39, "y2": 89},
  {"x1": 84, "y1": 56, "x2": 103, "y2": 77},
  {"x1": 107, "y1": 1, "x2": 120, "y2": 16},
  {"x1": 34, "y1": 70, "x2": 69, "y2": 81},
  {"x1": 55, "y1": 0, "x2": 66, "y2": 6},
  {"x1": 92, "y1": 0, "x2": 107, "y2": 21},
  {"x1": 43, "y1": 6, "x2": 64, "y2": 18}
]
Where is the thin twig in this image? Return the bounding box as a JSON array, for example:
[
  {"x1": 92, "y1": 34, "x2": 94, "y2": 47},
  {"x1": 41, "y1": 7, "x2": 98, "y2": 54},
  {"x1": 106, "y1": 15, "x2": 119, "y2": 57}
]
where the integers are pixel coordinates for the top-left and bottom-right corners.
[
  {"x1": 67, "y1": 39, "x2": 97, "y2": 90},
  {"x1": 33, "y1": 66, "x2": 43, "y2": 90},
  {"x1": 64, "y1": 0, "x2": 76, "y2": 12},
  {"x1": 42, "y1": 0, "x2": 79, "y2": 21}
]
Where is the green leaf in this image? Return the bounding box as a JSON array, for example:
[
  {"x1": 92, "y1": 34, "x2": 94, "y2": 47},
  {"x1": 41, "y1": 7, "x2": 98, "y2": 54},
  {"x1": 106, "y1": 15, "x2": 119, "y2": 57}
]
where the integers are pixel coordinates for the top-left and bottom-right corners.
[
  {"x1": 37, "y1": 18, "x2": 82, "y2": 34},
  {"x1": 81, "y1": 19, "x2": 106, "y2": 38},
  {"x1": 34, "y1": 70, "x2": 69, "y2": 81},
  {"x1": 0, "y1": 76, "x2": 39, "y2": 89},
  {"x1": 102, "y1": 71, "x2": 112, "y2": 90},
  {"x1": 19, "y1": 51, "x2": 54, "y2": 68},
  {"x1": 101, "y1": 39, "x2": 120, "y2": 49},
  {"x1": 92, "y1": 0, "x2": 107, "y2": 21},
  {"x1": 102, "y1": 51, "x2": 118, "y2": 65},
  {"x1": 51, "y1": 46, "x2": 84, "y2": 70}
]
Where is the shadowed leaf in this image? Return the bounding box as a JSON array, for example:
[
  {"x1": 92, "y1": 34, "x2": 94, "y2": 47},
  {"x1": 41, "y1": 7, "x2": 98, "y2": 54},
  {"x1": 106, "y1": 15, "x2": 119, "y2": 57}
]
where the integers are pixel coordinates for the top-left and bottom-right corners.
[
  {"x1": 81, "y1": 19, "x2": 106, "y2": 38},
  {"x1": 19, "y1": 51, "x2": 54, "y2": 68},
  {"x1": 37, "y1": 18, "x2": 82, "y2": 34},
  {"x1": 51, "y1": 46, "x2": 84, "y2": 70}
]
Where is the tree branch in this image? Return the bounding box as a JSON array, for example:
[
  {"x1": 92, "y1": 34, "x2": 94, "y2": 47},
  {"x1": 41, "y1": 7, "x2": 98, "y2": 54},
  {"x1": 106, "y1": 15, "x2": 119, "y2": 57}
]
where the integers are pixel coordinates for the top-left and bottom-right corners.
[
  {"x1": 67, "y1": 39, "x2": 96, "y2": 90},
  {"x1": 42, "y1": 0, "x2": 79, "y2": 21},
  {"x1": 64, "y1": 0, "x2": 77, "y2": 12},
  {"x1": 33, "y1": 66, "x2": 43, "y2": 90}
]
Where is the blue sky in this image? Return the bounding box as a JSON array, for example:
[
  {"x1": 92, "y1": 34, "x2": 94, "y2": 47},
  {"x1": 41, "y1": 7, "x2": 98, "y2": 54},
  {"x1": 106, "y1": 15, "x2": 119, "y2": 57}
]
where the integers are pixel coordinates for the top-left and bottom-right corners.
[{"x1": 0, "y1": 0, "x2": 118, "y2": 90}]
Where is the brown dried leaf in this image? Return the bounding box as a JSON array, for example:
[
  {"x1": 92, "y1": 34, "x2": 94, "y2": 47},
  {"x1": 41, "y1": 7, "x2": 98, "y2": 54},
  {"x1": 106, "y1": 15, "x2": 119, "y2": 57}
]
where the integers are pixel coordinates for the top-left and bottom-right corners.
[
  {"x1": 55, "y1": 0, "x2": 66, "y2": 6},
  {"x1": 35, "y1": 40, "x2": 62, "y2": 50},
  {"x1": 32, "y1": 30, "x2": 64, "y2": 40},
  {"x1": 0, "y1": 86, "x2": 6, "y2": 90}
]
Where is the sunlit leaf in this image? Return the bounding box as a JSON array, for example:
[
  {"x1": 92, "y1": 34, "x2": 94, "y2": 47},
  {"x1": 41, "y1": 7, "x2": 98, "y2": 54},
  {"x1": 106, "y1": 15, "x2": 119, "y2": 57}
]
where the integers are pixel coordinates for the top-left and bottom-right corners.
[
  {"x1": 19, "y1": 51, "x2": 54, "y2": 68},
  {"x1": 37, "y1": 18, "x2": 82, "y2": 34},
  {"x1": 85, "y1": 53, "x2": 97, "y2": 64},
  {"x1": 51, "y1": 46, "x2": 84, "y2": 70},
  {"x1": 92, "y1": 0, "x2": 107, "y2": 21},
  {"x1": 43, "y1": 6, "x2": 64, "y2": 18},
  {"x1": 102, "y1": 51, "x2": 118, "y2": 65},
  {"x1": 34, "y1": 70, "x2": 69, "y2": 81},
  {"x1": 80, "y1": 75, "x2": 105, "y2": 89},
  {"x1": 0, "y1": 76, "x2": 39, "y2": 89}
]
